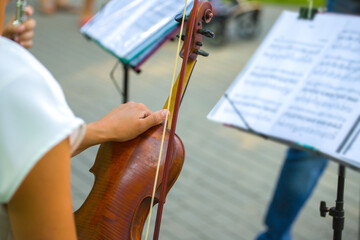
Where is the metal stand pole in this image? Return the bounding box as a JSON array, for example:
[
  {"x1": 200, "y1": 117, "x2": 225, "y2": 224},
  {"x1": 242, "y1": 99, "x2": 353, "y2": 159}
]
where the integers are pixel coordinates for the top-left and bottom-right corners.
[
  {"x1": 320, "y1": 165, "x2": 346, "y2": 240},
  {"x1": 123, "y1": 64, "x2": 129, "y2": 103}
]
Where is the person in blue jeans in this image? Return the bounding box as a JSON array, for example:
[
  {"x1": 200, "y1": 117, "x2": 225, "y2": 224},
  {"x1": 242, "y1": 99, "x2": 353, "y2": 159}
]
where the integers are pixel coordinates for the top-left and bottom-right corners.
[
  {"x1": 256, "y1": 148, "x2": 328, "y2": 240},
  {"x1": 256, "y1": 1, "x2": 360, "y2": 239}
]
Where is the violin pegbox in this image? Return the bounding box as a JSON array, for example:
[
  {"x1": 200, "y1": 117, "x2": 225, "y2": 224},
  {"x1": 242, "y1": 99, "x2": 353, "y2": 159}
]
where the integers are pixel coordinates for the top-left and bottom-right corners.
[
  {"x1": 192, "y1": 1, "x2": 214, "y2": 59},
  {"x1": 176, "y1": 0, "x2": 214, "y2": 61}
]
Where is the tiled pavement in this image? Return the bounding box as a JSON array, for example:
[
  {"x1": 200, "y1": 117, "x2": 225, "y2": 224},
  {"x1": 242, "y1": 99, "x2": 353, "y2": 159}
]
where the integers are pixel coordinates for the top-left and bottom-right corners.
[{"x1": 5, "y1": 1, "x2": 359, "y2": 239}]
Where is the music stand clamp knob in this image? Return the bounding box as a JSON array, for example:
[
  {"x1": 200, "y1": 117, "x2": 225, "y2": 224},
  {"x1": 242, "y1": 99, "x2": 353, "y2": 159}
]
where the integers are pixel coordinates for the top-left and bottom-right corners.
[
  {"x1": 320, "y1": 201, "x2": 329, "y2": 217},
  {"x1": 320, "y1": 201, "x2": 345, "y2": 229}
]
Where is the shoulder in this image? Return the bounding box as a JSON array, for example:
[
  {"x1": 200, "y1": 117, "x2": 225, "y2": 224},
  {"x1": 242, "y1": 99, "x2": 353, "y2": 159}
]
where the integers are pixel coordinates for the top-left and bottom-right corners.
[
  {"x1": 0, "y1": 36, "x2": 70, "y2": 120},
  {"x1": 0, "y1": 37, "x2": 85, "y2": 203},
  {"x1": 0, "y1": 36, "x2": 56, "y2": 91}
]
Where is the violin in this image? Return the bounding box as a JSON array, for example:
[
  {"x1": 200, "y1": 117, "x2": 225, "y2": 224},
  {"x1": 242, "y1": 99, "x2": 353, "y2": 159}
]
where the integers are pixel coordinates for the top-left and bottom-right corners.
[{"x1": 74, "y1": 1, "x2": 214, "y2": 239}]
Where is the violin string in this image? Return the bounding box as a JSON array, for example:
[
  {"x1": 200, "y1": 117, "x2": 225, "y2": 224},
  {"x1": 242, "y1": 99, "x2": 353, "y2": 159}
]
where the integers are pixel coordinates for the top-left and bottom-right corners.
[{"x1": 144, "y1": 1, "x2": 188, "y2": 239}]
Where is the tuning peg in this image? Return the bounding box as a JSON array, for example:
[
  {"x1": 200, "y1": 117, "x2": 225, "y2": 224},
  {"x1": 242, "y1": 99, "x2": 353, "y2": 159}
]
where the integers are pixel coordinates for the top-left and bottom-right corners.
[
  {"x1": 197, "y1": 29, "x2": 215, "y2": 38},
  {"x1": 195, "y1": 49, "x2": 209, "y2": 57},
  {"x1": 175, "y1": 13, "x2": 188, "y2": 23},
  {"x1": 196, "y1": 41, "x2": 203, "y2": 46},
  {"x1": 176, "y1": 34, "x2": 185, "y2": 41}
]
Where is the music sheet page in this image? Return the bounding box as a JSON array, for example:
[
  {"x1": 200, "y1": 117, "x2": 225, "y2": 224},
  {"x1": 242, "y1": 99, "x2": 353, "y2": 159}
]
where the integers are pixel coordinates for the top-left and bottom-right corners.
[
  {"x1": 208, "y1": 11, "x2": 360, "y2": 168},
  {"x1": 81, "y1": 0, "x2": 194, "y2": 60}
]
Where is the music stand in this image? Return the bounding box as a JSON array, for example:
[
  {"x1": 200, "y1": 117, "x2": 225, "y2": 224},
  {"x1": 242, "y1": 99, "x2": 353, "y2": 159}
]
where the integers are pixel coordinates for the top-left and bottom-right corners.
[
  {"x1": 80, "y1": 0, "x2": 194, "y2": 103},
  {"x1": 208, "y1": 10, "x2": 360, "y2": 240}
]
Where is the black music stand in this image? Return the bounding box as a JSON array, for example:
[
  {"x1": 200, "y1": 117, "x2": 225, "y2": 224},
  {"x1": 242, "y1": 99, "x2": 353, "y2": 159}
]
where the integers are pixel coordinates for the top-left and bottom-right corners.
[{"x1": 80, "y1": 0, "x2": 189, "y2": 104}]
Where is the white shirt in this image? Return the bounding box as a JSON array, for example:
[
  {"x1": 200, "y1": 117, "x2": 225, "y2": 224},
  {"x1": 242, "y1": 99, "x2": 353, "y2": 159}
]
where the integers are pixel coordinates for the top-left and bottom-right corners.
[{"x1": 0, "y1": 37, "x2": 85, "y2": 239}]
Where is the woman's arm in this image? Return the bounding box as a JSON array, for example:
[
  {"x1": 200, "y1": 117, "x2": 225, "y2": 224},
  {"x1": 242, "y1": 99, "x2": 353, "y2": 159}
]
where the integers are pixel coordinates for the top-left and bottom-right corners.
[
  {"x1": 8, "y1": 138, "x2": 77, "y2": 240},
  {"x1": 72, "y1": 101, "x2": 167, "y2": 156}
]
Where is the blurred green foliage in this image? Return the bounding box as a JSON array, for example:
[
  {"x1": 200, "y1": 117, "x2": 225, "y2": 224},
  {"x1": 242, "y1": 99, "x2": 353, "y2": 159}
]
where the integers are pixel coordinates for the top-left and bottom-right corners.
[
  {"x1": 258, "y1": 0, "x2": 326, "y2": 7},
  {"x1": 220, "y1": 0, "x2": 327, "y2": 7}
]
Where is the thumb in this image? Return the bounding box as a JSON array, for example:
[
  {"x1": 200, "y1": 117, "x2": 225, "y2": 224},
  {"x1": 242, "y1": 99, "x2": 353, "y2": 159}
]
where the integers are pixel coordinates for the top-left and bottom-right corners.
[{"x1": 142, "y1": 109, "x2": 168, "y2": 128}]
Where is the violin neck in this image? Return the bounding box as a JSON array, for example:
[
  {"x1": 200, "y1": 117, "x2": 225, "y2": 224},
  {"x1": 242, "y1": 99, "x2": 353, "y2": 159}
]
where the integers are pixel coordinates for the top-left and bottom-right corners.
[{"x1": 163, "y1": 60, "x2": 197, "y2": 129}]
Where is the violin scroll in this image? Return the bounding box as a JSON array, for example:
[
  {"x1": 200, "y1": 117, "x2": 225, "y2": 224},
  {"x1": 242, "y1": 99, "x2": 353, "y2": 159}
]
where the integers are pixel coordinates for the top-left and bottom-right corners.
[{"x1": 178, "y1": 0, "x2": 214, "y2": 60}]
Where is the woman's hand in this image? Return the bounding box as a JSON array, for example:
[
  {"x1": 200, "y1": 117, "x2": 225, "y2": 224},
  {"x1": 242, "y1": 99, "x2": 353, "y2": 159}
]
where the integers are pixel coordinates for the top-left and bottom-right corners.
[
  {"x1": 73, "y1": 102, "x2": 168, "y2": 156},
  {"x1": 2, "y1": 6, "x2": 36, "y2": 49},
  {"x1": 93, "y1": 101, "x2": 168, "y2": 142}
]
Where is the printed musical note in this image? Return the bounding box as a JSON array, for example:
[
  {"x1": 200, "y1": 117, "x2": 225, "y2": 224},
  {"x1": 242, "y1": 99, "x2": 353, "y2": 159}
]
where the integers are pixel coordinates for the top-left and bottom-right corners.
[
  {"x1": 311, "y1": 55, "x2": 360, "y2": 81},
  {"x1": 331, "y1": 29, "x2": 360, "y2": 52},
  {"x1": 263, "y1": 38, "x2": 323, "y2": 63}
]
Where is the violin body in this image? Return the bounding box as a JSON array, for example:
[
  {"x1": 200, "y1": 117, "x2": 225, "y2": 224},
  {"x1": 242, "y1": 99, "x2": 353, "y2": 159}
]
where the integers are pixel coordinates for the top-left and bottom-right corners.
[{"x1": 75, "y1": 124, "x2": 184, "y2": 240}]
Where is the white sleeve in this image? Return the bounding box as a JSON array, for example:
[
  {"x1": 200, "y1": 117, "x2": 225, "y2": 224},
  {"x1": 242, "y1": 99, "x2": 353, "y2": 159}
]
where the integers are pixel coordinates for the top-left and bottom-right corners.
[{"x1": 0, "y1": 38, "x2": 85, "y2": 203}]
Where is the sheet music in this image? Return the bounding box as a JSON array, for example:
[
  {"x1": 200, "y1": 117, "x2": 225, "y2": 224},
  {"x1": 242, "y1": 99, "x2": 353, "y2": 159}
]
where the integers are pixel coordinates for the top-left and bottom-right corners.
[
  {"x1": 208, "y1": 11, "x2": 360, "y2": 168},
  {"x1": 81, "y1": 0, "x2": 194, "y2": 62},
  {"x1": 321, "y1": 16, "x2": 360, "y2": 162}
]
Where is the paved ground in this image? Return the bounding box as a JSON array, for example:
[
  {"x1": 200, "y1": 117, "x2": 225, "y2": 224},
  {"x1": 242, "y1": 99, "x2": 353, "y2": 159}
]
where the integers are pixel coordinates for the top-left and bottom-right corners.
[{"x1": 5, "y1": 1, "x2": 359, "y2": 239}]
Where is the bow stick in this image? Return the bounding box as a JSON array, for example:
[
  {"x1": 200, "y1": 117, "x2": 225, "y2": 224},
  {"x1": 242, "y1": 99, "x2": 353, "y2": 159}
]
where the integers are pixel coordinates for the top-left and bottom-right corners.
[{"x1": 144, "y1": 1, "x2": 214, "y2": 239}]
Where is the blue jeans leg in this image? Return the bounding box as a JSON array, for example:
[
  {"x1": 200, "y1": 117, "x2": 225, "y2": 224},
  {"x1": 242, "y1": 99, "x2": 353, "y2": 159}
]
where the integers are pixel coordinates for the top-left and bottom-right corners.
[{"x1": 257, "y1": 147, "x2": 328, "y2": 240}]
